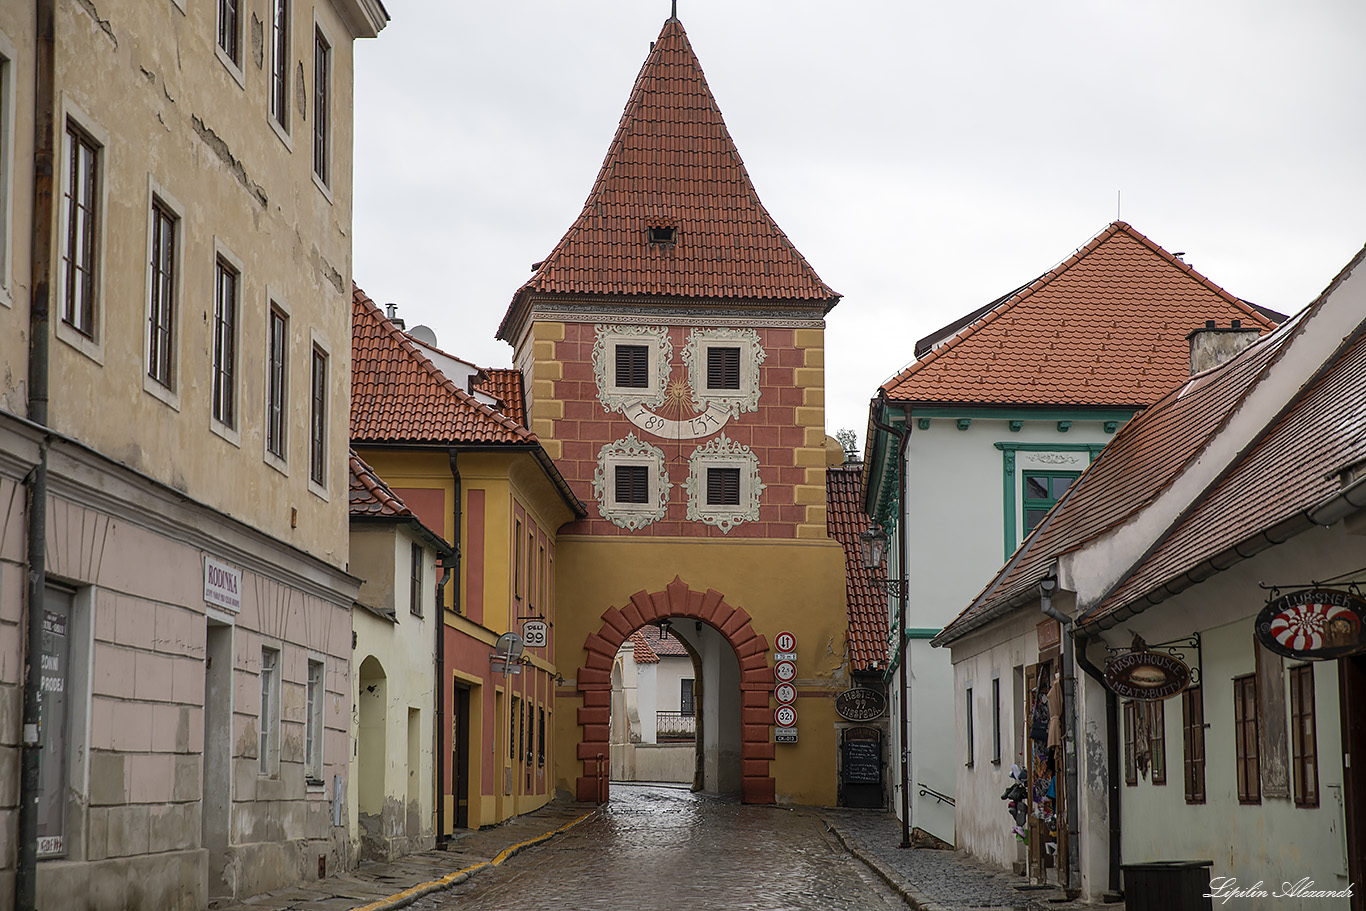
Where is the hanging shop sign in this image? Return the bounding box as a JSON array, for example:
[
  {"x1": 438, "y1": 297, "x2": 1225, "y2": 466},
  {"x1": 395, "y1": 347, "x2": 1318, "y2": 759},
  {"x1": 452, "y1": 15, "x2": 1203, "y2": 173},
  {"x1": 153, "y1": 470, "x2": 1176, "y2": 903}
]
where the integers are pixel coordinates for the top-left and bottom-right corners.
[
  {"x1": 834, "y1": 687, "x2": 886, "y2": 722},
  {"x1": 1104, "y1": 650, "x2": 1190, "y2": 700},
  {"x1": 1255, "y1": 587, "x2": 1366, "y2": 660},
  {"x1": 1037, "y1": 618, "x2": 1061, "y2": 653}
]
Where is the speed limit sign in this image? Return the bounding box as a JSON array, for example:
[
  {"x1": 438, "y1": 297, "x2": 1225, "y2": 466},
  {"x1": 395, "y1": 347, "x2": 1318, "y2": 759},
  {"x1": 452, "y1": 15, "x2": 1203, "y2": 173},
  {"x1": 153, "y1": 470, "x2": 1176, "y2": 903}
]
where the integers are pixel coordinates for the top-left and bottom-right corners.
[{"x1": 774, "y1": 705, "x2": 797, "y2": 727}]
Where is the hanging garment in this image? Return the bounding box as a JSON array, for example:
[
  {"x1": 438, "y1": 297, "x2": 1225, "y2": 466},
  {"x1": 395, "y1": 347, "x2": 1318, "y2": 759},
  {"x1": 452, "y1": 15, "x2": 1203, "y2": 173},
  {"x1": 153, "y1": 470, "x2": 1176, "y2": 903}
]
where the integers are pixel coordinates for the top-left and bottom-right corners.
[{"x1": 1047, "y1": 676, "x2": 1063, "y2": 749}]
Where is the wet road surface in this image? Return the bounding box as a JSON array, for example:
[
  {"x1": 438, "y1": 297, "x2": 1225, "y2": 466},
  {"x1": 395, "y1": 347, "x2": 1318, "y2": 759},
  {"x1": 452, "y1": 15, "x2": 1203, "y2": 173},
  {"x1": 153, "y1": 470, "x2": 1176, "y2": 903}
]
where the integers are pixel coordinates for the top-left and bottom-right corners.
[{"x1": 413, "y1": 784, "x2": 908, "y2": 911}]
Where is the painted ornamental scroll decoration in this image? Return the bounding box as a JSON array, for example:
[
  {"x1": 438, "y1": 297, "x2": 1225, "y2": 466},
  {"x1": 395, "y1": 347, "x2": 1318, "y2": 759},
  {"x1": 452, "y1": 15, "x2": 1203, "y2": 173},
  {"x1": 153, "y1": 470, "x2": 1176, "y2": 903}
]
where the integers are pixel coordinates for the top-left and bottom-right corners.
[
  {"x1": 684, "y1": 434, "x2": 765, "y2": 533},
  {"x1": 593, "y1": 434, "x2": 672, "y2": 531}
]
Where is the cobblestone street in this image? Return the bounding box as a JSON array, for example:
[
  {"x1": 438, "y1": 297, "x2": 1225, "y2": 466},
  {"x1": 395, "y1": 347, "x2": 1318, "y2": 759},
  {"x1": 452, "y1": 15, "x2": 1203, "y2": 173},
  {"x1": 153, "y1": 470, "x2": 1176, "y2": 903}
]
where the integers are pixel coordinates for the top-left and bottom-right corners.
[{"x1": 411, "y1": 785, "x2": 906, "y2": 911}]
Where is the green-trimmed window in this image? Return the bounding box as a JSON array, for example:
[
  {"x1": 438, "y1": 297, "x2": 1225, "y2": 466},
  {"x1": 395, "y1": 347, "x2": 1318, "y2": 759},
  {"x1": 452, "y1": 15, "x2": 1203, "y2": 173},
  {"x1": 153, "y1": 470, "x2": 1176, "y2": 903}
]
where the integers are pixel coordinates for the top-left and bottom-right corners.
[{"x1": 1023, "y1": 471, "x2": 1079, "y2": 533}]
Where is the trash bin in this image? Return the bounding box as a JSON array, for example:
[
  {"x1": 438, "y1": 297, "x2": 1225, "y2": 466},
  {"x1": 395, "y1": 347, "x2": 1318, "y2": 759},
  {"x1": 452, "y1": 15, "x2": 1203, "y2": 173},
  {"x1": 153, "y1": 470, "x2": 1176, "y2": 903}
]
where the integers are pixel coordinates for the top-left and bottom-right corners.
[{"x1": 1121, "y1": 860, "x2": 1214, "y2": 911}]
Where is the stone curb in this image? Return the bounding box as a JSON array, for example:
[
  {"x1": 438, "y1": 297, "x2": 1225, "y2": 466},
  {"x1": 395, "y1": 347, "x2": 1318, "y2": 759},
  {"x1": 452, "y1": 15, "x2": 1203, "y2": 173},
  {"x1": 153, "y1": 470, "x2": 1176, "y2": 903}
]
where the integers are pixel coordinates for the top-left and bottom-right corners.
[
  {"x1": 821, "y1": 817, "x2": 941, "y2": 911},
  {"x1": 347, "y1": 809, "x2": 598, "y2": 911}
]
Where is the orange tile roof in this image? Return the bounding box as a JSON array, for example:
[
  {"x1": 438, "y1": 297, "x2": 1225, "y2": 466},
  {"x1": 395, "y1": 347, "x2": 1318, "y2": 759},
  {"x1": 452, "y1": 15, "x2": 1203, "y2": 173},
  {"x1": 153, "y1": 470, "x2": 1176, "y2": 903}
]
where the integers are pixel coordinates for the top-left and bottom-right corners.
[
  {"x1": 934, "y1": 324, "x2": 1294, "y2": 645},
  {"x1": 352, "y1": 285, "x2": 536, "y2": 445},
  {"x1": 349, "y1": 449, "x2": 454, "y2": 555},
  {"x1": 1084, "y1": 326, "x2": 1366, "y2": 629},
  {"x1": 828, "y1": 462, "x2": 889, "y2": 672},
  {"x1": 497, "y1": 17, "x2": 839, "y2": 341},
  {"x1": 475, "y1": 368, "x2": 527, "y2": 425},
  {"x1": 628, "y1": 631, "x2": 660, "y2": 663},
  {"x1": 882, "y1": 222, "x2": 1278, "y2": 408},
  {"x1": 637, "y1": 623, "x2": 691, "y2": 658}
]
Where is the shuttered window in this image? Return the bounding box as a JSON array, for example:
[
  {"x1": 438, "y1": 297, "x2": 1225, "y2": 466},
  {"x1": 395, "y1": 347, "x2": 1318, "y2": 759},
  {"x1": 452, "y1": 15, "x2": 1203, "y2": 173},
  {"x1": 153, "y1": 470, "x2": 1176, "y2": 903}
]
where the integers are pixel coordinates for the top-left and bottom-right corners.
[
  {"x1": 1182, "y1": 687, "x2": 1206, "y2": 804},
  {"x1": 615, "y1": 344, "x2": 648, "y2": 388},
  {"x1": 1289, "y1": 664, "x2": 1318, "y2": 807},
  {"x1": 706, "y1": 468, "x2": 740, "y2": 506},
  {"x1": 1233, "y1": 674, "x2": 1260, "y2": 804},
  {"x1": 615, "y1": 465, "x2": 648, "y2": 504},
  {"x1": 707, "y1": 346, "x2": 741, "y2": 390}
]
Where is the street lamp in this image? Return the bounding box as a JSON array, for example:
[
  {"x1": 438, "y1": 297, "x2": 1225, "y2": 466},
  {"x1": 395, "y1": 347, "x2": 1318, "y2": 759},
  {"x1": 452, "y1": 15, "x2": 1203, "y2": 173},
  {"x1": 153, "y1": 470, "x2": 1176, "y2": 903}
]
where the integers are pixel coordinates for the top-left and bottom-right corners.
[{"x1": 862, "y1": 521, "x2": 912, "y2": 849}]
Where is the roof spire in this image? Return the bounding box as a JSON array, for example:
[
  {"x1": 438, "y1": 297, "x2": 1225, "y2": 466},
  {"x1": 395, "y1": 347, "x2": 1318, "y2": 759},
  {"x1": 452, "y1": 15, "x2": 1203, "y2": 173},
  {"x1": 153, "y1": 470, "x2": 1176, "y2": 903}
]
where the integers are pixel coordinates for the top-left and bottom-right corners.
[{"x1": 670, "y1": 0, "x2": 677, "y2": 21}]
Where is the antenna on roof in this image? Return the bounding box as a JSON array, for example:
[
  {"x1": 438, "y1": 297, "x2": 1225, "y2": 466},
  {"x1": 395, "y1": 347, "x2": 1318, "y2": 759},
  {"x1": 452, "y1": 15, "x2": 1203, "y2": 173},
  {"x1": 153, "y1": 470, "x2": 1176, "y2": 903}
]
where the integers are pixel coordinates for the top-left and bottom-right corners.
[
  {"x1": 670, "y1": 0, "x2": 678, "y2": 20},
  {"x1": 1116, "y1": 190, "x2": 1121, "y2": 222}
]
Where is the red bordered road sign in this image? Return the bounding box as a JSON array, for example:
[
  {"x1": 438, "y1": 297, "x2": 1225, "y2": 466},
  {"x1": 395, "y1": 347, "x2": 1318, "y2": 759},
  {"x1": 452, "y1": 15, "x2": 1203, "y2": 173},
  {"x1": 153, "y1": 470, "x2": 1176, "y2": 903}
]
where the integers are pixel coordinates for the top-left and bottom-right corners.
[
  {"x1": 774, "y1": 660, "x2": 797, "y2": 682},
  {"x1": 774, "y1": 705, "x2": 797, "y2": 727},
  {"x1": 774, "y1": 630, "x2": 797, "y2": 653},
  {"x1": 774, "y1": 682, "x2": 797, "y2": 704}
]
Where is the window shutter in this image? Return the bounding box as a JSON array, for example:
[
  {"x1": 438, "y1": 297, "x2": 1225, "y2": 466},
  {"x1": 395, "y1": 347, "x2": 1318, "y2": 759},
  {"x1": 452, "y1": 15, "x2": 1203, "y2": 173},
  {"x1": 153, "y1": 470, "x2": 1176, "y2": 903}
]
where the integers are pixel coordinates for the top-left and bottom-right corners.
[
  {"x1": 707, "y1": 347, "x2": 741, "y2": 390},
  {"x1": 707, "y1": 467, "x2": 740, "y2": 505},
  {"x1": 615, "y1": 465, "x2": 649, "y2": 504},
  {"x1": 615, "y1": 345, "x2": 648, "y2": 388}
]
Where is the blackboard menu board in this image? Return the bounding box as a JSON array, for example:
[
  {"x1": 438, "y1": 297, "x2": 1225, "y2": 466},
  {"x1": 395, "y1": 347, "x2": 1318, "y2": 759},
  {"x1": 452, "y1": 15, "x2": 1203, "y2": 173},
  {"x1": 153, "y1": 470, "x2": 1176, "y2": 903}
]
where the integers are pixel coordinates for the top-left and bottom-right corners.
[{"x1": 841, "y1": 740, "x2": 881, "y2": 784}]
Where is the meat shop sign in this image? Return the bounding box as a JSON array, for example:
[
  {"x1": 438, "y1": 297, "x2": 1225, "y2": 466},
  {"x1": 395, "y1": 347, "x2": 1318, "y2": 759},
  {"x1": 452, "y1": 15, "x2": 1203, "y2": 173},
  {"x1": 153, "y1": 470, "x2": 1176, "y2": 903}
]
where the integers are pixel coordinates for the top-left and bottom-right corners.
[
  {"x1": 1255, "y1": 587, "x2": 1366, "y2": 660},
  {"x1": 1104, "y1": 650, "x2": 1190, "y2": 701}
]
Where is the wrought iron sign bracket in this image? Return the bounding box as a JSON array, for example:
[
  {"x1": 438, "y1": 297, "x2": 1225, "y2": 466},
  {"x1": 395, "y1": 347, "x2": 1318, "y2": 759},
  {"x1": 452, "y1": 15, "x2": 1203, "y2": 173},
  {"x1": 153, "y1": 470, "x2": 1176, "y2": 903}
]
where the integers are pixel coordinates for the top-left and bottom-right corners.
[
  {"x1": 1105, "y1": 633, "x2": 1202, "y2": 688},
  {"x1": 875, "y1": 578, "x2": 910, "y2": 599}
]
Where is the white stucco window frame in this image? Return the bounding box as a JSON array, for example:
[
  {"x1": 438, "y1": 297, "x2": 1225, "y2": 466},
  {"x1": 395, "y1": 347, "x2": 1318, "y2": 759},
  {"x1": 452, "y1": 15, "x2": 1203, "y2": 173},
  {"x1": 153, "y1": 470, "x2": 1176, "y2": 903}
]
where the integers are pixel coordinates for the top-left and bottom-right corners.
[
  {"x1": 141, "y1": 176, "x2": 187, "y2": 412},
  {"x1": 684, "y1": 434, "x2": 764, "y2": 534},
  {"x1": 258, "y1": 638, "x2": 283, "y2": 779},
  {"x1": 592, "y1": 324, "x2": 672, "y2": 414},
  {"x1": 267, "y1": 0, "x2": 294, "y2": 150},
  {"x1": 55, "y1": 97, "x2": 110, "y2": 365},
  {"x1": 208, "y1": 239, "x2": 244, "y2": 447},
  {"x1": 214, "y1": 0, "x2": 248, "y2": 90},
  {"x1": 309, "y1": 10, "x2": 338, "y2": 203},
  {"x1": 593, "y1": 434, "x2": 671, "y2": 530},
  {"x1": 304, "y1": 651, "x2": 326, "y2": 788},
  {"x1": 307, "y1": 327, "x2": 332, "y2": 502},
  {"x1": 0, "y1": 31, "x2": 17, "y2": 309},
  {"x1": 262, "y1": 290, "x2": 291, "y2": 476},
  {"x1": 683, "y1": 327, "x2": 764, "y2": 417}
]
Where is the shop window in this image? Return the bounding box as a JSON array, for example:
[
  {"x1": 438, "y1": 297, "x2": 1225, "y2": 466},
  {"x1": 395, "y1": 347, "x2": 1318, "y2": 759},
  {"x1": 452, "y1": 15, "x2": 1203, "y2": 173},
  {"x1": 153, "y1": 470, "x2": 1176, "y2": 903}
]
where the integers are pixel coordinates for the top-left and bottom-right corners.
[
  {"x1": 1149, "y1": 699, "x2": 1166, "y2": 785},
  {"x1": 1182, "y1": 686, "x2": 1206, "y2": 804},
  {"x1": 1022, "y1": 471, "x2": 1079, "y2": 533},
  {"x1": 1233, "y1": 674, "x2": 1260, "y2": 804},
  {"x1": 1289, "y1": 664, "x2": 1318, "y2": 807},
  {"x1": 1122, "y1": 701, "x2": 1137, "y2": 786}
]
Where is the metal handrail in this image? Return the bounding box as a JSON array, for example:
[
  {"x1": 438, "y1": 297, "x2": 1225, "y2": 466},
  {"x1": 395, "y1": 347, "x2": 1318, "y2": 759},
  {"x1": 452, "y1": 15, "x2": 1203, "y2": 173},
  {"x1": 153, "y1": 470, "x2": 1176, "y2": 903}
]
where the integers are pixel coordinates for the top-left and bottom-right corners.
[{"x1": 918, "y1": 782, "x2": 955, "y2": 806}]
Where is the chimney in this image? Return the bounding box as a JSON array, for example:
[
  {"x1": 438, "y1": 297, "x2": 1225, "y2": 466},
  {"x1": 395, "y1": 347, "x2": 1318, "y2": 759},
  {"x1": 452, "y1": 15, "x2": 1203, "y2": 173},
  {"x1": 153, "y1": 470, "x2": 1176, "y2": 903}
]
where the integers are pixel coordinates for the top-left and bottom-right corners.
[
  {"x1": 384, "y1": 302, "x2": 405, "y2": 330},
  {"x1": 1186, "y1": 319, "x2": 1260, "y2": 375}
]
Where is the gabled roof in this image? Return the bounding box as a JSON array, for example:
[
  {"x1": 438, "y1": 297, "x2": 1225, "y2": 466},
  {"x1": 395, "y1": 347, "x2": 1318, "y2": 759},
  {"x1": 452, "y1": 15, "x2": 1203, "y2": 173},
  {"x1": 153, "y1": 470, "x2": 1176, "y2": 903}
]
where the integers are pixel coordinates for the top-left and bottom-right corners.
[
  {"x1": 627, "y1": 631, "x2": 660, "y2": 663},
  {"x1": 352, "y1": 285, "x2": 536, "y2": 445},
  {"x1": 637, "y1": 623, "x2": 691, "y2": 658},
  {"x1": 828, "y1": 461, "x2": 889, "y2": 672},
  {"x1": 497, "y1": 17, "x2": 839, "y2": 342},
  {"x1": 882, "y1": 222, "x2": 1278, "y2": 408},
  {"x1": 348, "y1": 449, "x2": 454, "y2": 557},
  {"x1": 933, "y1": 322, "x2": 1296, "y2": 645},
  {"x1": 1084, "y1": 324, "x2": 1366, "y2": 630},
  {"x1": 475, "y1": 369, "x2": 527, "y2": 425}
]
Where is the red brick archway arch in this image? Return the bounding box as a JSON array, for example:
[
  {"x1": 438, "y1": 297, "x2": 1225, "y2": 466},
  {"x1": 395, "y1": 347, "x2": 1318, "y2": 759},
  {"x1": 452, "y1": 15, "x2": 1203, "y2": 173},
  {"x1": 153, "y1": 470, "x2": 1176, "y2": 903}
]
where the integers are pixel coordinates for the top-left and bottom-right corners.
[{"x1": 574, "y1": 576, "x2": 775, "y2": 804}]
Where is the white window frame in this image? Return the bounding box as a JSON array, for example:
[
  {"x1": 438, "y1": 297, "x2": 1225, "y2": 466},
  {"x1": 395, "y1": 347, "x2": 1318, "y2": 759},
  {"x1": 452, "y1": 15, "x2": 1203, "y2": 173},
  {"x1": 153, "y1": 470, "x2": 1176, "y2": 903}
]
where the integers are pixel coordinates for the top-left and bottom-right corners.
[
  {"x1": 259, "y1": 644, "x2": 282, "y2": 777},
  {"x1": 684, "y1": 434, "x2": 764, "y2": 533},
  {"x1": 55, "y1": 99, "x2": 109, "y2": 364},
  {"x1": 209, "y1": 241, "x2": 243, "y2": 445},
  {"x1": 263, "y1": 290, "x2": 290, "y2": 474},
  {"x1": 592, "y1": 324, "x2": 671, "y2": 414},
  {"x1": 215, "y1": 0, "x2": 247, "y2": 88},
  {"x1": 0, "y1": 32, "x2": 16, "y2": 309},
  {"x1": 683, "y1": 327, "x2": 764, "y2": 416},
  {"x1": 142, "y1": 176, "x2": 186, "y2": 409},
  {"x1": 268, "y1": 0, "x2": 293, "y2": 148},
  {"x1": 592, "y1": 434, "x2": 671, "y2": 530},
  {"x1": 307, "y1": 329, "x2": 331, "y2": 500},
  {"x1": 310, "y1": 12, "x2": 336, "y2": 200},
  {"x1": 304, "y1": 655, "x2": 325, "y2": 784}
]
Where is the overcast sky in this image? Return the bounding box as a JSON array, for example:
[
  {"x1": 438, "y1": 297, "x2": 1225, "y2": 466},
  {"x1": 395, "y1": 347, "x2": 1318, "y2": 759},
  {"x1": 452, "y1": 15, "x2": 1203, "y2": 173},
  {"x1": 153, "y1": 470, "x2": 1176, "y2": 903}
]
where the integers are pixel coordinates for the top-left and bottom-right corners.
[{"x1": 353, "y1": 1, "x2": 1366, "y2": 442}]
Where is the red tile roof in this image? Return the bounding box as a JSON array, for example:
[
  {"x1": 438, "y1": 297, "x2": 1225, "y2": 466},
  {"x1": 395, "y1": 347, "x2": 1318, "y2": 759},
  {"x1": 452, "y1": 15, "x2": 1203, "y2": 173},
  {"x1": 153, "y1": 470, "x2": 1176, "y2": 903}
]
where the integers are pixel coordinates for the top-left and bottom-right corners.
[
  {"x1": 349, "y1": 449, "x2": 454, "y2": 555},
  {"x1": 1084, "y1": 327, "x2": 1366, "y2": 628},
  {"x1": 498, "y1": 17, "x2": 839, "y2": 341},
  {"x1": 882, "y1": 222, "x2": 1278, "y2": 408},
  {"x1": 934, "y1": 324, "x2": 1294, "y2": 645},
  {"x1": 828, "y1": 461, "x2": 889, "y2": 672},
  {"x1": 628, "y1": 631, "x2": 660, "y2": 663},
  {"x1": 637, "y1": 623, "x2": 691, "y2": 658},
  {"x1": 475, "y1": 368, "x2": 527, "y2": 425},
  {"x1": 352, "y1": 285, "x2": 536, "y2": 445}
]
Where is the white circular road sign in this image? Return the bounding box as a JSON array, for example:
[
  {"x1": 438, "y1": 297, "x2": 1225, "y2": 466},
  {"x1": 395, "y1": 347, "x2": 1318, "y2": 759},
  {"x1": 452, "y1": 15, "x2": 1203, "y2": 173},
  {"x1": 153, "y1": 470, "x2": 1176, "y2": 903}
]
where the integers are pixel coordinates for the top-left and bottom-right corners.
[
  {"x1": 775, "y1": 705, "x2": 797, "y2": 727},
  {"x1": 774, "y1": 630, "x2": 797, "y2": 653},
  {"x1": 774, "y1": 660, "x2": 797, "y2": 683},
  {"x1": 774, "y1": 682, "x2": 797, "y2": 704}
]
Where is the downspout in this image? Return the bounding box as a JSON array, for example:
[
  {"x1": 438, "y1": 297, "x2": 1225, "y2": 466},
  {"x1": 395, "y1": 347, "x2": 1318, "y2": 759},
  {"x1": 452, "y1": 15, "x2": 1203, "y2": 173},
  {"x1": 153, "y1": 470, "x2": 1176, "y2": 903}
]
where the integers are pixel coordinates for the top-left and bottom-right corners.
[
  {"x1": 871, "y1": 395, "x2": 911, "y2": 848},
  {"x1": 1074, "y1": 628, "x2": 1121, "y2": 895},
  {"x1": 20, "y1": 2, "x2": 57, "y2": 909},
  {"x1": 1039, "y1": 578, "x2": 1081, "y2": 891}
]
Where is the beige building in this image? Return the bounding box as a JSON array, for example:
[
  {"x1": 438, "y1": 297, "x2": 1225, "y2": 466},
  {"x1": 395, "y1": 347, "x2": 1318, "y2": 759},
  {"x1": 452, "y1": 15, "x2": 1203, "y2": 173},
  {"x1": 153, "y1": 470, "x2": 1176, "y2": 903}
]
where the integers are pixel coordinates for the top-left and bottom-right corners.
[{"x1": 0, "y1": 0, "x2": 384, "y2": 908}]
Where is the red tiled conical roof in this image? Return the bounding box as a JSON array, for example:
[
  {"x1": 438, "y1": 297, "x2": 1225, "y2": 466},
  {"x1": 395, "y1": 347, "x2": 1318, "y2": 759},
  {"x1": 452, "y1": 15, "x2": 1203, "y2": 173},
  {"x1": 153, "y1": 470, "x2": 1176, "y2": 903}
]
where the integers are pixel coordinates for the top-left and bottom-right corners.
[
  {"x1": 498, "y1": 17, "x2": 839, "y2": 341},
  {"x1": 881, "y1": 222, "x2": 1278, "y2": 408}
]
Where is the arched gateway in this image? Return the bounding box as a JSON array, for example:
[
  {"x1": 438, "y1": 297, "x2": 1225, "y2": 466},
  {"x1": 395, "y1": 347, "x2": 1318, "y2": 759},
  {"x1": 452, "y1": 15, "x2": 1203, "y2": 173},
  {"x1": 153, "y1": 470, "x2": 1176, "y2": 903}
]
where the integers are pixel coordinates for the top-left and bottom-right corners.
[{"x1": 573, "y1": 577, "x2": 775, "y2": 804}]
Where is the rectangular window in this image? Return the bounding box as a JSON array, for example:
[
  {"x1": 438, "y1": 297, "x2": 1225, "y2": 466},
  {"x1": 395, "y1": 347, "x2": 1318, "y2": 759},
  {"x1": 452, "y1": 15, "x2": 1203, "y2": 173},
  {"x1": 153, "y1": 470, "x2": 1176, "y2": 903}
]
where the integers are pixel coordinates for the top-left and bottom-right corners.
[
  {"x1": 1123, "y1": 700, "x2": 1138, "y2": 785},
  {"x1": 1233, "y1": 674, "x2": 1260, "y2": 804},
  {"x1": 312, "y1": 28, "x2": 330, "y2": 184},
  {"x1": 615, "y1": 344, "x2": 648, "y2": 389},
  {"x1": 1022, "y1": 471, "x2": 1079, "y2": 534},
  {"x1": 62, "y1": 124, "x2": 100, "y2": 337},
  {"x1": 266, "y1": 306, "x2": 288, "y2": 459},
  {"x1": 538, "y1": 708, "x2": 546, "y2": 767},
  {"x1": 510, "y1": 696, "x2": 519, "y2": 760},
  {"x1": 410, "y1": 542, "x2": 423, "y2": 617},
  {"x1": 1289, "y1": 664, "x2": 1318, "y2": 807},
  {"x1": 212, "y1": 259, "x2": 238, "y2": 427},
  {"x1": 964, "y1": 687, "x2": 974, "y2": 766},
  {"x1": 615, "y1": 465, "x2": 649, "y2": 504},
  {"x1": 259, "y1": 647, "x2": 279, "y2": 775},
  {"x1": 1182, "y1": 686, "x2": 1206, "y2": 804},
  {"x1": 0, "y1": 52, "x2": 10, "y2": 295},
  {"x1": 706, "y1": 346, "x2": 741, "y2": 390},
  {"x1": 218, "y1": 0, "x2": 240, "y2": 65},
  {"x1": 706, "y1": 467, "x2": 741, "y2": 506},
  {"x1": 513, "y1": 519, "x2": 523, "y2": 599},
  {"x1": 305, "y1": 659, "x2": 323, "y2": 781},
  {"x1": 991, "y1": 677, "x2": 1001, "y2": 764},
  {"x1": 270, "y1": 0, "x2": 290, "y2": 129},
  {"x1": 681, "y1": 678, "x2": 695, "y2": 716},
  {"x1": 1150, "y1": 699, "x2": 1167, "y2": 785},
  {"x1": 147, "y1": 201, "x2": 177, "y2": 388},
  {"x1": 309, "y1": 347, "x2": 327, "y2": 485}
]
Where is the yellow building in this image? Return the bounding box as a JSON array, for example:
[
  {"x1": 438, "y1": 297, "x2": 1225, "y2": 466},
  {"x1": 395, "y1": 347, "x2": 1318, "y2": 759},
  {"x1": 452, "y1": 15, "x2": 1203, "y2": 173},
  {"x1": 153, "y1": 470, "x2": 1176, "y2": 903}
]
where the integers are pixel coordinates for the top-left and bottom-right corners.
[{"x1": 494, "y1": 15, "x2": 851, "y2": 806}]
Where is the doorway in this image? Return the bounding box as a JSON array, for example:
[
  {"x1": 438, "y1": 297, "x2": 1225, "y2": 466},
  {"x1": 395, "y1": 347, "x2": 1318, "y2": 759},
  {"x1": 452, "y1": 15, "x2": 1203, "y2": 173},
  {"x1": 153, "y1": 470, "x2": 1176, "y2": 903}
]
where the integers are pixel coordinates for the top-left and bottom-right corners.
[
  {"x1": 1341, "y1": 653, "x2": 1366, "y2": 911},
  {"x1": 452, "y1": 683, "x2": 471, "y2": 829},
  {"x1": 203, "y1": 619, "x2": 233, "y2": 897}
]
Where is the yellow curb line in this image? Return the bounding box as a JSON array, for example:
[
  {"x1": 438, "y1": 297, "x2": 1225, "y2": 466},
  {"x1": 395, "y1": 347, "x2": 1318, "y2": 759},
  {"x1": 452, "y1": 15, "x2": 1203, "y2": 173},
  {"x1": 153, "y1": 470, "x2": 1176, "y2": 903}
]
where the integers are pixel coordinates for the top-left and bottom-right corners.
[{"x1": 349, "y1": 810, "x2": 596, "y2": 911}]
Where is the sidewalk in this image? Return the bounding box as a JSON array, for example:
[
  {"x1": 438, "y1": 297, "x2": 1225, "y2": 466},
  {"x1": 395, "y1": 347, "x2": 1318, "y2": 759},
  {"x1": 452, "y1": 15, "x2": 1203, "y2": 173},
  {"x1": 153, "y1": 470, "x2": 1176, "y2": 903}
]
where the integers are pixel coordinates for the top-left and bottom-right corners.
[
  {"x1": 820, "y1": 807, "x2": 1099, "y2": 911},
  {"x1": 209, "y1": 800, "x2": 598, "y2": 911}
]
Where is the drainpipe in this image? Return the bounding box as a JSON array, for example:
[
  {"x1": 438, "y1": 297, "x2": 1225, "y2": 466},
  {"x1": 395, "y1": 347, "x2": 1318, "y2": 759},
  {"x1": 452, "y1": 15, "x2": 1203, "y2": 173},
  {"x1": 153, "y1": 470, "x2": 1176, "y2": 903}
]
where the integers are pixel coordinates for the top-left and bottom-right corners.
[
  {"x1": 871, "y1": 397, "x2": 911, "y2": 849},
  {"x1": 1074, "y1": 628, "x2": 1121, "y2": 895},
  {"x1": 1038, "y1": 578, "x2": 1081, "y2": 890},
  {"x1": 20, "y1": 2, "x2": 57, "y2": 909}
]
